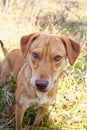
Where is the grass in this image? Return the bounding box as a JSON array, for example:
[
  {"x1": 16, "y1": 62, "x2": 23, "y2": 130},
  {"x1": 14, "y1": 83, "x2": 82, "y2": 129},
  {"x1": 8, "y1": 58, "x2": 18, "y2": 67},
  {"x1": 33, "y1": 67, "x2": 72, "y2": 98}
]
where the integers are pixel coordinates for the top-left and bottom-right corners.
[{"x1": 0, "y1": 0, "x2": 87, "y2": 130}]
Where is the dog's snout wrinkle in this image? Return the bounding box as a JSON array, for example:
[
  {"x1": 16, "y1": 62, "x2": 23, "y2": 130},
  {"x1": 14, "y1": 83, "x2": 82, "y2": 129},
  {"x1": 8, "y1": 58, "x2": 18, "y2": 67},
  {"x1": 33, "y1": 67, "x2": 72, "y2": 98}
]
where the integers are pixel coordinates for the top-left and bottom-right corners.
[{"x1": 36, "y1": 79, "x2": 48, "y2": 92}]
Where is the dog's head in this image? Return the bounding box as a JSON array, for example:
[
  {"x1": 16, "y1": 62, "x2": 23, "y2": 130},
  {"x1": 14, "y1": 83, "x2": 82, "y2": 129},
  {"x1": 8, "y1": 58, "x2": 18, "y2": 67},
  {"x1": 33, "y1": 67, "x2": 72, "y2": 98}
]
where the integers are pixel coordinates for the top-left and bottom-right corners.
[{"x1": 20, "y1": 33, "x2": 80, "y2": 92}]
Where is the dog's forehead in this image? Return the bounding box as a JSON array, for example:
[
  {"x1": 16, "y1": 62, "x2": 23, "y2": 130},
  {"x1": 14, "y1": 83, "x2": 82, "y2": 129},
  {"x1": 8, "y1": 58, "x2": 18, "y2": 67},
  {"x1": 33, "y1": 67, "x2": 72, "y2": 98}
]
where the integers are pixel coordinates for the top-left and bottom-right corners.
[{"x1": 30, "y1": 35, "x2": 66, "y2": 53}]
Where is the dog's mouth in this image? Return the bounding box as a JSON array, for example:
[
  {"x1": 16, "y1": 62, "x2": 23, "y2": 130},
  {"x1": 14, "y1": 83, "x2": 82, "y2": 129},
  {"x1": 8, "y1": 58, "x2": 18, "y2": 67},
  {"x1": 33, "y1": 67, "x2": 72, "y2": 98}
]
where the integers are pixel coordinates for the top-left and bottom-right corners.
[{"x1": 36, "y1": 85, "x2": 47, "y2": 92}]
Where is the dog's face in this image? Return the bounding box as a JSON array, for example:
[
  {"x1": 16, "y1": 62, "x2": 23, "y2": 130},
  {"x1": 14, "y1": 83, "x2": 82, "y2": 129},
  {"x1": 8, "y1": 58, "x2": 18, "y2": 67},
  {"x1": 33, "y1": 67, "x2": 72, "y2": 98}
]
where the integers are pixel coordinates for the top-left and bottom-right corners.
[
  {"x1": 28, "y1": 35, "x2": 67, "y2": 92},
  {"x1": 20, "y1": 33, "x2": 80, "y2": 92}
]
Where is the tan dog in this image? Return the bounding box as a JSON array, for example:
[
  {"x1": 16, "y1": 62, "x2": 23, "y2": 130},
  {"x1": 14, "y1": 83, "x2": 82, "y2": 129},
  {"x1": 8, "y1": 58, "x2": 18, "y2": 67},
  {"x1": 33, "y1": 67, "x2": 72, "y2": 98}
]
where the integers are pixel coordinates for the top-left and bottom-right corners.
[
  {"x1": 0, "y1": 40, "x2": 24, "y2": 82},
  {"x1": 16, "y1": 33, "x2": 80, "y2": 130}
]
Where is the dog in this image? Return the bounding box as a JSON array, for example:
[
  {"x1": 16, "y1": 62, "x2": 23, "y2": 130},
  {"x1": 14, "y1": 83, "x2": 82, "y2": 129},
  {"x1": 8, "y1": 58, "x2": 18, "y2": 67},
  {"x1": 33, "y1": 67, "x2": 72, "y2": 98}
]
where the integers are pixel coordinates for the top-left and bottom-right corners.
[
  {"x1": 15, "y1": 33, "x2": 80, "y2": 130},
  {"x1": 0, "y1": 40, "x2": 24, "y2": 82}
]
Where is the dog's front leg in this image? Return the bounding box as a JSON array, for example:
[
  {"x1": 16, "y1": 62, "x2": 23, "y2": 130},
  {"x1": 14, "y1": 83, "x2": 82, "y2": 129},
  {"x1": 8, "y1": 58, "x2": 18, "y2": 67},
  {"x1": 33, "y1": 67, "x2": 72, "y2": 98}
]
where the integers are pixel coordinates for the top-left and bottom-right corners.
[
  {"x1": 16, "y1": 104, "x2": 26, "y2": 130},
  {"x1": 33, "y1": 106, "x2": 48, "y2": 127}
]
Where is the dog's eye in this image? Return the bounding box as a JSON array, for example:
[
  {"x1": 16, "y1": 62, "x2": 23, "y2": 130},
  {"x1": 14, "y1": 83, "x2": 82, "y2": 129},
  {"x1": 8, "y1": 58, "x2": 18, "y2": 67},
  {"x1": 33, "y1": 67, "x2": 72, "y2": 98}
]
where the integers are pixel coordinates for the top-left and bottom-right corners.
[
  {"x1": 32, "y1": 52, "x2": 39, "y2": 59},
  {"x1": 54, "y1": 55, "x2": 62, "y2": 61}
]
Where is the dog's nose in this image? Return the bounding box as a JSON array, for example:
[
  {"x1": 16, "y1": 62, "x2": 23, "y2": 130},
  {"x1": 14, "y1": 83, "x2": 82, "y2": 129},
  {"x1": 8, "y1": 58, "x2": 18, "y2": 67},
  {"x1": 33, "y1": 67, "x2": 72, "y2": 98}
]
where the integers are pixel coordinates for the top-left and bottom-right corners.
[{"x1": 35, "y1": 79, "x2": 49, "y2": 92}]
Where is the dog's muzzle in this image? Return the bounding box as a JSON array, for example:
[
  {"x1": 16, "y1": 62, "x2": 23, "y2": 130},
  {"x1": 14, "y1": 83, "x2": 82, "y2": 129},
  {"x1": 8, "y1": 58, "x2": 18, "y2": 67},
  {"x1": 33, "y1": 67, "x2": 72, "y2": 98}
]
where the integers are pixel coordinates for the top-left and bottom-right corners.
[{"x1": 35, "y1": 79, "x2": 49, "y2": 92}]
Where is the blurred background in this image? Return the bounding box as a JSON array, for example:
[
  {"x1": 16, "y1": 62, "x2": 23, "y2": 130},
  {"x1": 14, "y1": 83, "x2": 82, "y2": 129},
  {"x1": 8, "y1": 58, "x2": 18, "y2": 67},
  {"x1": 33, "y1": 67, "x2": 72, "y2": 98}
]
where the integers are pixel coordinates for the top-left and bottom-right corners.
[{"x1": 0, "y1": 0, "x2": 87, "y2": 130}]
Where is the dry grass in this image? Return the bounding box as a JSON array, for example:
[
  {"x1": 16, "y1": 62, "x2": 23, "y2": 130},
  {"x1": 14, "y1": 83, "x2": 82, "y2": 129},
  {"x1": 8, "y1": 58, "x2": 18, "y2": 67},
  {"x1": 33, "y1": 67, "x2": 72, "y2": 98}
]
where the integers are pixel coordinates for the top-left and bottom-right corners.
[{"x1": 0, "y1": 0, "x2": 87, "y2": 130}]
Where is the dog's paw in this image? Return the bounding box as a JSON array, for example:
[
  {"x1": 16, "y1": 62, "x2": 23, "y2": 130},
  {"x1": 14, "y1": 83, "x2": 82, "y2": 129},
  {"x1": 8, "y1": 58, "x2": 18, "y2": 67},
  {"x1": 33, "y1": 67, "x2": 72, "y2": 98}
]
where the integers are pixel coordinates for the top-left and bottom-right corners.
[{"x1": 20, "y1": 128, "x2": 29, "y2": 130}]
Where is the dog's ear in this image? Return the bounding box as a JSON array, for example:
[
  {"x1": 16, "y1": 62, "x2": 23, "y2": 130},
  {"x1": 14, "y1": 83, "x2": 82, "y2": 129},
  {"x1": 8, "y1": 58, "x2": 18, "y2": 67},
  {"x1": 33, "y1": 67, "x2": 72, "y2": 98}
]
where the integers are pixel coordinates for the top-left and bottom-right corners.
[
  {"x1": 20, "y1": 33, "x2": 40, "y2": 57},
  {"x1": 60, "y1": 35, "x2": 81, "y2": 65}
]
